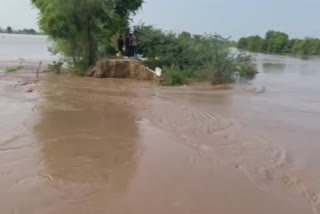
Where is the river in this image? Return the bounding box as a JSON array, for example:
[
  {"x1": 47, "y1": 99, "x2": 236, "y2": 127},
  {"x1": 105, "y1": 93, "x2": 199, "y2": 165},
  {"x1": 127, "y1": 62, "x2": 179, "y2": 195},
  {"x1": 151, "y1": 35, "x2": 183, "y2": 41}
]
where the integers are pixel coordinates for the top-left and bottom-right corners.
[
  {"x1": 0, "y1": 33, "x2": 54, "y2": 62},
  {"x1": 0, "y1": 34, "x2": 320, "y2": 214}
]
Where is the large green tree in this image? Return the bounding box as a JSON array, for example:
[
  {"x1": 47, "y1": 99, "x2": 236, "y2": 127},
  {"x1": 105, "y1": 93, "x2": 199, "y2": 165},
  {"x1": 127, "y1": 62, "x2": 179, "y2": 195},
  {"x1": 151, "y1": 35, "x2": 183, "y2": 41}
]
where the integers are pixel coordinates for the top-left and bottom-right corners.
[
  {"x1": 32, "y1": 0, "x2": 143, "y2": 73},
  {"x1": 265, "y1": 31, "x2": 289, "y2": 53}
]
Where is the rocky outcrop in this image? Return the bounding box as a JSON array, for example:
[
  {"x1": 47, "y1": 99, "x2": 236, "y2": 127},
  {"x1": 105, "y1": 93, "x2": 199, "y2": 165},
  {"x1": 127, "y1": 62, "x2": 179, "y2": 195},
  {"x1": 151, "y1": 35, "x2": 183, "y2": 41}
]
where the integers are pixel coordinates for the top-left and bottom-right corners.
[{"x1": 87, "y1": 59, "x2": 156, "y2": 80}]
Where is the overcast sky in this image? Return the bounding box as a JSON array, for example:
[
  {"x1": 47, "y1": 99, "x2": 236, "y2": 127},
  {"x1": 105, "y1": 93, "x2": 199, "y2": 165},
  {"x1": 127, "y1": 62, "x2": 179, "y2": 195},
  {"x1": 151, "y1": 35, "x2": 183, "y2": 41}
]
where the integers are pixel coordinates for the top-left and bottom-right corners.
[{"x1": 1, "y1": 0, "x2": 320, "y2": 40}]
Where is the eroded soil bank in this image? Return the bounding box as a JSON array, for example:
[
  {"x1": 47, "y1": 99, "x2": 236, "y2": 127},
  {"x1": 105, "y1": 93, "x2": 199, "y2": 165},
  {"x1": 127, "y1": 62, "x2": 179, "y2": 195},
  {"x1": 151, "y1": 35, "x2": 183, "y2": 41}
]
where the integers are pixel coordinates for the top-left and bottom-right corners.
[{"x1": 1, "y1": 60, "x2": 320, "y2": 213}]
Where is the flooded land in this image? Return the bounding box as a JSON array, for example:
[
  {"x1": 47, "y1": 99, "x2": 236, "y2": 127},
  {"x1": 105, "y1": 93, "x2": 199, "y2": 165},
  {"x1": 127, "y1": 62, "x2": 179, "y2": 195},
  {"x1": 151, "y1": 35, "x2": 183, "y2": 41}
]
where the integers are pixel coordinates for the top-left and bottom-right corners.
[{"x1": 1, "y1": 35, "x2": 320, "y2": 214}]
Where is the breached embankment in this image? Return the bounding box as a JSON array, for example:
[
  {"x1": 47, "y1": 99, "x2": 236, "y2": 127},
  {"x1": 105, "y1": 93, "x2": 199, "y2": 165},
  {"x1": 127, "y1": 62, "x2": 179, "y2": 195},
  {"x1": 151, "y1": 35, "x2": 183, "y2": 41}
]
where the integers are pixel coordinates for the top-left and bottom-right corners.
[{"x1": 87, "y1": 59, "x2": 157, "y2": 80}]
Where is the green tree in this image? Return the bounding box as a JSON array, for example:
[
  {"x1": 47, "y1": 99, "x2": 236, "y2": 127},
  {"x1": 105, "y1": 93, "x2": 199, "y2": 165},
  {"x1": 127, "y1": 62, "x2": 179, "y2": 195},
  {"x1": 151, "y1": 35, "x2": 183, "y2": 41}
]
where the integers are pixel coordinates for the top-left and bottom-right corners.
[
  {"x1": 237, "y1": 37, "x2": 248, "y2": 49},
  {"x1": 32, "y1": 0, "x2": 143, "y2": 73},
  {"x1": 22, "y1": 29, "x2": 37, "y2": 34},
  {"x1": 6, "y1": 26, "x2": 12, "y2": 33},
  {"x1": 265, "y1": 30, "x2": 289, "y2": 53},
  {"x1": 237, "y1": 30, "x2": 320, "y2": 56},
  {"x1": 293, "y1": 38, "x2": 320, "y2": 55},
  {"x1": 246, "y1": 36, "x2": 264, "y2": 52}
]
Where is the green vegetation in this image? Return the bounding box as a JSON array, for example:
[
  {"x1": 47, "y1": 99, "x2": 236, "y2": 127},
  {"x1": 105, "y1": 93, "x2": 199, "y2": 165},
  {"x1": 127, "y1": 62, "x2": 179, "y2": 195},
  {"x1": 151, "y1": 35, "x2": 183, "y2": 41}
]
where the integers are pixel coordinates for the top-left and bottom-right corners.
[
  {"x1": 234, "y1": 53, "x2": 257, "y2": 78},
  {"x1": 0, "y1": 26, "x2": 38, "y2": 35},
  {"x1": 4, "y1": 66, "x2": 24, "y2": 73},
  {"x1": 135, "y1": 25, "x2": 256, "y2": 85},
  {"x1": 238, "y1": 30, "x2": 320, "y2": 55},
  {"x1": 31, "y1": 1, "x2": 255, "y2": 85},
  {"x1": 48, "y1": 61, "x2": 63, "y2": 74},
  {"x1": 32, "y1": 0, "x2": 143, "y2": 74},
  {"x1": 161, "y1": 65, "x2": 187, "y2": 86}
]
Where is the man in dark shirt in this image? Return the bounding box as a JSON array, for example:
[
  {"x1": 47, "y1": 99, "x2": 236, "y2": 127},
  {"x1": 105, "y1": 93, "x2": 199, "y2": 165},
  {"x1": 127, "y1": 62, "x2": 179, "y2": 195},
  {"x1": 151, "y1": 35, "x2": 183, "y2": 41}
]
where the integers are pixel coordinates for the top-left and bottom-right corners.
[
  {"x1": 125, "y1": 33, "x2": 131, "y2": 57},
  {"x1": 118, "y1": 35, "x2": 124, "y2": 54}
]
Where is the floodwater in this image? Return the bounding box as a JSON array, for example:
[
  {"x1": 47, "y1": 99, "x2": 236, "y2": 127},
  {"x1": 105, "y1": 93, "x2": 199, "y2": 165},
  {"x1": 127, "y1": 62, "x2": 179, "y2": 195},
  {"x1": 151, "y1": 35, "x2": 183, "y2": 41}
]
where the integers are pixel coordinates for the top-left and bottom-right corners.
[
  {"x1": 0, "y1": 33, "x2": 55, "y2": 62},
  {"x1": 1, "y1": 35, "x2": 320, "y2": 214}
]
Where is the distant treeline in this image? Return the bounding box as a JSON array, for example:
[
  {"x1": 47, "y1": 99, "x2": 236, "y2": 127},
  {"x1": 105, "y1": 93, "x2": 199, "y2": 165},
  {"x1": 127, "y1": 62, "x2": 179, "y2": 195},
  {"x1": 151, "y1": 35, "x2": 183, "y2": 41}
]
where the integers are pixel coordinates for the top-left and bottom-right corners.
[
  {"x1": 238, "y1": 30, "x2": 320, "y2": 55},
  {"x1": 0, "y1": 26, "x2": 39, "y2": 35}
]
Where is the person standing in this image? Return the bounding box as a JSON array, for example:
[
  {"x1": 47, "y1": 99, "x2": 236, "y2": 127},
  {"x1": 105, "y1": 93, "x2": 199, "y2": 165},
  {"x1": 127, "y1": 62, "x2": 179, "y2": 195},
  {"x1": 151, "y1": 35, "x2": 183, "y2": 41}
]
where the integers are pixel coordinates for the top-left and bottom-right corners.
[
  {"x1": 117, "y1": 35, "x2": 124, "y2": 54},
  {"x1": 131, "y1": 32, "x2": 138, "y2": 59},
  {"x1": 125, "y1": 33, "x2": 131, "y2": 57}
]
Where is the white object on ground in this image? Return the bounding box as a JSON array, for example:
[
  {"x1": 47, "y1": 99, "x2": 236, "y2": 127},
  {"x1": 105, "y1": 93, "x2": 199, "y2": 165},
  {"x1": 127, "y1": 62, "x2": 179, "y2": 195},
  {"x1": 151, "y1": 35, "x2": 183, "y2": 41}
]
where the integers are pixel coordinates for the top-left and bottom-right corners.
[
  {"x1": 146, "y1": 67, "x2": 162, "y2": 77},
  {"x1": 155, "y1": 67, "x2": 162, "y2": 77},
  {"x1": 137, "y1": 54, "x2": 147, "y2": 61}
]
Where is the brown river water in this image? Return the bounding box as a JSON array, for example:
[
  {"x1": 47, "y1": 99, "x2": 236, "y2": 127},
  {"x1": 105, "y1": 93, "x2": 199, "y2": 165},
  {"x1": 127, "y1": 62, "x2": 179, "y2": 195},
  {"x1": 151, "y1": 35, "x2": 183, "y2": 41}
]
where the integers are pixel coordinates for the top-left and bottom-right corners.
[{"x1": 1, "y1": 35, "x2": 320, "y2": 214}]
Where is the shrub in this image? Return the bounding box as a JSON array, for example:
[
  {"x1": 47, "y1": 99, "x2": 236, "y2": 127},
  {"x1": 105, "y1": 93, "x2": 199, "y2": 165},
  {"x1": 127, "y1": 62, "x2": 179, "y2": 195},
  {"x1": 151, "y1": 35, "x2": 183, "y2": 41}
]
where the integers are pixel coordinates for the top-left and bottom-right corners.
[
  {"x1": 198, "y1": 46, "x2": 236, "y2": 85},
  {"x1": 237, "y1": 62, "x2": 256, "y2": 78},
  {"x1": 161, "y1": 65, "x2": 187, "y2": 86},
  {"x1": 145, "y1": 57, "x2": 163, "y2": 70},
  {"x1": 134, "y1": 25, "x2": 199, "y2": 76},
  {"x1": 234, "y1": 53, "x2": 257, "y2": 78},
  {"x1": 48, "y1": 61, "x2": 63, "y2": 74},
  {"x1": 135, "y1": 24, "x2": 256, "y2": 85}
]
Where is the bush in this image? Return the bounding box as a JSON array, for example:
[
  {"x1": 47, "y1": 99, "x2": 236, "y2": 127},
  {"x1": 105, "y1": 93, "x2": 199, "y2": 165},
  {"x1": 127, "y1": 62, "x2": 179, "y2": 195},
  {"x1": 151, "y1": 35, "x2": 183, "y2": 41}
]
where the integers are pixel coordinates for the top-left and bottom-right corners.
[
  {"x1": 135, "y1": 24, "x2": 256, "y2": 85},
  {"x1": 48, "y1": 61, "x2": 63, "y2": 74},
  {"x1": 145, "y1": 57, "x2": 163, "y2": 70},
  {"x1": 134, "y1": 25, "x2": 199, "y2": 76},
  {"x1": 161, "y1": 65, "x2": 187, "y2": 86},
  {"x1": 234, "y1": 53, "x2": 257, "y2": 78},
  {"x1": 197, "y1": 44, "x2": 236, "y2": 85},
  {"x1": 237, "y1": 62, "x2": 256, "y2": 78}
]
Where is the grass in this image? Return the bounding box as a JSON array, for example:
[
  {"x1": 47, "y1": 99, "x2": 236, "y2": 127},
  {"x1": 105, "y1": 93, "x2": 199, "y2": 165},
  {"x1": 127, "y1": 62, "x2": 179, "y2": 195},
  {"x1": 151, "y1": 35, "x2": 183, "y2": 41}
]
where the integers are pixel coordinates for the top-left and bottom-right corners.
[{"x1": 4, "y1": 66, "x2": 24, "y2": 73}]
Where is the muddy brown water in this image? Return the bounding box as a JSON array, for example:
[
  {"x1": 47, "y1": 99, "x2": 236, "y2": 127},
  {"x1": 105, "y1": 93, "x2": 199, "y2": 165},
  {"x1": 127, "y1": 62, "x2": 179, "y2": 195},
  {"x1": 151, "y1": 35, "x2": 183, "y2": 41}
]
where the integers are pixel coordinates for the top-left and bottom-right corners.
[{"x1": 1, "y1": 53, "x2": 320, "y2": 214}]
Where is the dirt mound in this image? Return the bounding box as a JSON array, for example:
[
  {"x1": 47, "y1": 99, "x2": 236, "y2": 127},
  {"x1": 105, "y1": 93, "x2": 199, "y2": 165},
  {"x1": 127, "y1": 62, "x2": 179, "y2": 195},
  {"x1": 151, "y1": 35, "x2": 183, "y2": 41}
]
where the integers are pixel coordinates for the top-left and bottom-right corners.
[{"x1": 87, "y1": 59, "x2": 156, "y2": 80}]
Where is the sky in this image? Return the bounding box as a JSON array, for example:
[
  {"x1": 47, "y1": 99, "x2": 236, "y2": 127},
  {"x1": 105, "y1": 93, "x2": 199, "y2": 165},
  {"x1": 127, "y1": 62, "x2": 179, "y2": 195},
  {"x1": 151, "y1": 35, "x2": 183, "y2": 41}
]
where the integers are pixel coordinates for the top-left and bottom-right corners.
[{"x1": 1, "y1": 0, "x2": 320, "y2": 40}]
